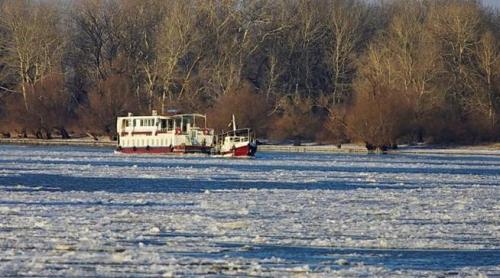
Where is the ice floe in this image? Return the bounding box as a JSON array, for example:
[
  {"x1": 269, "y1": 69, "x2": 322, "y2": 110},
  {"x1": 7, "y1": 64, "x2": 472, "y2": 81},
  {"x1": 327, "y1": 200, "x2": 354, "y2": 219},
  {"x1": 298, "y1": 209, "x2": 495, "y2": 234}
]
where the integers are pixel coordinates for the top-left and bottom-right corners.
[{"x1": 0, "y1": 145, "x2": 498, "y2": 276}]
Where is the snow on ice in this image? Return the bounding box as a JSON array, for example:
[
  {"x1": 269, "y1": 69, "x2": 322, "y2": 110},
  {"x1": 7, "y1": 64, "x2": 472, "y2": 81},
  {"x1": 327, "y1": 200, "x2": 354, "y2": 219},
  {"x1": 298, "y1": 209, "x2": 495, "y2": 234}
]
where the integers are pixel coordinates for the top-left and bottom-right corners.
[{"x1": 0, "y1": 145, "x2": 498, "y2": 276}]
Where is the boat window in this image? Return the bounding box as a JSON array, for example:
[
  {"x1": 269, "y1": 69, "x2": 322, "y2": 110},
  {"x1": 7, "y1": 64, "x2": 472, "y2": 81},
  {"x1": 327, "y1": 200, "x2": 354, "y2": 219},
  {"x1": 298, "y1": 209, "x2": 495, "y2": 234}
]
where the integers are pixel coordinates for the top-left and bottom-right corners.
[
  {"x1": 183, "y1": 118, "x2": 191, "y2": 132},
  {"x1": 174, "y1": 118, "x2": 181, "y2": 129},
  {"x1": 184, "y1": 116, "x2": 193, "y2": 128}
]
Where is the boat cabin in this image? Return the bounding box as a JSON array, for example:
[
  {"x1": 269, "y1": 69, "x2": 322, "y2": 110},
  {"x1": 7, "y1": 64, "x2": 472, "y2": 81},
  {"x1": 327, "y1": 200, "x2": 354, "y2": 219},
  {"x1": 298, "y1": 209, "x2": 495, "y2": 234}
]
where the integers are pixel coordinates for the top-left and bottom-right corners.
[{"x1": 116, "y1": 111, "x2": 214, "y2": 153}]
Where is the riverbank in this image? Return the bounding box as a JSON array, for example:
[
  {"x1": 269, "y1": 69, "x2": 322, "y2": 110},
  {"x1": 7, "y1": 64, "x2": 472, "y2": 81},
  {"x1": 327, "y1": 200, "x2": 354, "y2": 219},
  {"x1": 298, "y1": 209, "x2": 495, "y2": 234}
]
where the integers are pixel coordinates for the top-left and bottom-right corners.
[
  {"x1": 1, "y1": 138, "x2": 499, "y2": 156},
  {"x1": 260, "y1": 143, "x2": 500, "y2": 155},
  {"x1": 0, "y1": 138, "x2": 114, "y2": 147}
]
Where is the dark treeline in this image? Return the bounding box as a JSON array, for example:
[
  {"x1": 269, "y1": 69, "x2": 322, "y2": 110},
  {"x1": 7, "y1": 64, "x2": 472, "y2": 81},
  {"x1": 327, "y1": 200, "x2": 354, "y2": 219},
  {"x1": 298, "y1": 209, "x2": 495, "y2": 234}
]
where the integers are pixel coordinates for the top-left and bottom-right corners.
[{"x1": 0, "y1": 0, "x2": 499, "y2": 148}]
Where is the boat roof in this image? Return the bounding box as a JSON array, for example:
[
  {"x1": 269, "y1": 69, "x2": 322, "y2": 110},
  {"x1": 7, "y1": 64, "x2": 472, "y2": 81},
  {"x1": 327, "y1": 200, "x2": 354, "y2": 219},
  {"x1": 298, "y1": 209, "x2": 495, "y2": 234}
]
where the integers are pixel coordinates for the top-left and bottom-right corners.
[
  {"x1": 118, "y1": 113, "x2": 206, "y2": 119},
  {"x1": 218, "y1": 128, "x2": 252, "y2": 136},
  {"x1": 171, "y1": 114, "x2": 206, "y2": 118}
]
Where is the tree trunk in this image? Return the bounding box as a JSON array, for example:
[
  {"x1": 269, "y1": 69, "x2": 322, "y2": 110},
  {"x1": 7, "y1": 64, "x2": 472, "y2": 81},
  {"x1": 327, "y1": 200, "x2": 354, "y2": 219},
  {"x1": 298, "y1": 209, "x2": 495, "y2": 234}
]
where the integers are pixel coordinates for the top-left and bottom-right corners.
[
  {"x1": 35, "y1": 130, "x2": 43, "y2": 139},
  {"x1": 59, "y1": 127, "x2": 70, "y2": 139},
  {"x1": 44, "y1": 129, "x2": 52, "y2": 139}
]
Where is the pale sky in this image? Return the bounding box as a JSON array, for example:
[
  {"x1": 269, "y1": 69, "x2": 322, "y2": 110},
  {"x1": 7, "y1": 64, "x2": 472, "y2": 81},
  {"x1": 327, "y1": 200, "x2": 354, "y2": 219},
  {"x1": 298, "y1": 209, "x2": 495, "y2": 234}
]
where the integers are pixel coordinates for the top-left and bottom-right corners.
[{"x1": 482, "y1": 0, "x2": 500, "y2": 8}]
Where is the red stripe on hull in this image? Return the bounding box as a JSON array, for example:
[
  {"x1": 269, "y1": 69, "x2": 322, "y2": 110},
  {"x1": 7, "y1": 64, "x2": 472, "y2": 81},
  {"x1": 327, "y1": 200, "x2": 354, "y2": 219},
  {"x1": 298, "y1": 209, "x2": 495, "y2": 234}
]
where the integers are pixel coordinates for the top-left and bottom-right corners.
[
  {"x1": 221, "y1": 144, "x2": 257, "y2": 157},
  {"x1": 118, "y1": 147, "x2": 173, "y2": 154},
  {"x1": 173, "y1": 145, "x2": 211, "y2": 153},
  {"x1": 117, "y1": 146, "x2": 211, "y2": 154}
]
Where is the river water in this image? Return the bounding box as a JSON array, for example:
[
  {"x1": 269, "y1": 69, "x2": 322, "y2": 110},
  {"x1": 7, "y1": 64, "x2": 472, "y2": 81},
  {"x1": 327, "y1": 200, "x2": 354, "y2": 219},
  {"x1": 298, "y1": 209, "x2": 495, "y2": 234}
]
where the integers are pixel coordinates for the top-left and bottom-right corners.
[{"x1": 0, "y1": 144, "x2": 498, "y2": 276}]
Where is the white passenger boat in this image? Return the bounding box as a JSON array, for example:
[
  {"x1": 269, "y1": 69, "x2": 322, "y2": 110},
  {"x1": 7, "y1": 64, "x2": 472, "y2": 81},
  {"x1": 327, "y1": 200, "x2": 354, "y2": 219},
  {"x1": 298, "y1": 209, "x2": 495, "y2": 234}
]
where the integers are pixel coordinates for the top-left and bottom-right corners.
[{"x1": 116, "y1": 111, "x2": 214, "y2": 154}]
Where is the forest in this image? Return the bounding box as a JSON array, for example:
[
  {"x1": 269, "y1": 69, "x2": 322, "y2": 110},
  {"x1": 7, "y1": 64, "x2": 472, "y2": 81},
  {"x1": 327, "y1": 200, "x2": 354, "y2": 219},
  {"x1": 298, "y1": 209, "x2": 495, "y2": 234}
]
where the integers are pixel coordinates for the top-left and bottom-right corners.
[{"x1": 0, "y1": 0, "x2": 499, "y2": 148}]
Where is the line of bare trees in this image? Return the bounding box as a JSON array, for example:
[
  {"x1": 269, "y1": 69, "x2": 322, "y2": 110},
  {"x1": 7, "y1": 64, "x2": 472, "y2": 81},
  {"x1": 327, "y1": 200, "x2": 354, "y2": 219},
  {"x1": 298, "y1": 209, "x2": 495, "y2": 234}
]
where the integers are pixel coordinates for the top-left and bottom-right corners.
[{"x1": 0, "y1": 0, "x2": 499, "y2": 148}]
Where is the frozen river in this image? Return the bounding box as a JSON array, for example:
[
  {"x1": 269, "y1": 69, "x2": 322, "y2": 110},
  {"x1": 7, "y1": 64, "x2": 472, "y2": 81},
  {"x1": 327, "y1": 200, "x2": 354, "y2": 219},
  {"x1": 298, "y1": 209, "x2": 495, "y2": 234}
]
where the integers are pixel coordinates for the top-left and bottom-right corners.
[{"x1": 0, "y1": 144, "x2": 499, "y2": 276}]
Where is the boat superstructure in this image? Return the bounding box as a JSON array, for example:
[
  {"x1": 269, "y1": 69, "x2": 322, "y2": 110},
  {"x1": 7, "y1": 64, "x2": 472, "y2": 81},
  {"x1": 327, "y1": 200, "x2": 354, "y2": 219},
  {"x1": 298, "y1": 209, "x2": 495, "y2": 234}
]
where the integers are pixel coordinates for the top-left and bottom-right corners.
[{"x1": 116, "y1": 111, "x2": 215, "y2": 154}]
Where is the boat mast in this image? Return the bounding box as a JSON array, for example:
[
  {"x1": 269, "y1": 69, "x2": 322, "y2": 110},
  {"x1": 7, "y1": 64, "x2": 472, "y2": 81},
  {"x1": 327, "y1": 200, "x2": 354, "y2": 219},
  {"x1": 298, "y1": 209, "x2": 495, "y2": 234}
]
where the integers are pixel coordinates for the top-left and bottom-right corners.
[{"x1": 232, "y1": 114, "x2": 236, "y2": 132}]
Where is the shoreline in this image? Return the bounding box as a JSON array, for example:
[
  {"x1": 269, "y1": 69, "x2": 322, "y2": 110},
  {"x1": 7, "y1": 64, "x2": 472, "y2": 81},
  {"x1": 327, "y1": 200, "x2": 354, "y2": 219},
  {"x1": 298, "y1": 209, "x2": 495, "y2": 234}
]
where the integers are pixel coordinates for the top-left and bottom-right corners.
[
  {"x1": 0, "y1": 138, "x2": 114, "y2": 148},
  {"x1": 1, "y1": 138, "x2": 499, "y2": 156}
]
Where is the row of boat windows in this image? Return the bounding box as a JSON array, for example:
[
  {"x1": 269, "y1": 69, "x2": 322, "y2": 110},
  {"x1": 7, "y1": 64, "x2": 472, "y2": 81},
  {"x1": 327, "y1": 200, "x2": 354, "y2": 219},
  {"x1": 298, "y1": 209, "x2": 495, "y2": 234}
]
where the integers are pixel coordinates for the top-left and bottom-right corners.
[
  {"x1": 225, "y1": 137, "x2": 246, "y2": 143},
  {"x1": 122, "y1": 138, "x2": 173, "y2": 147},
  {"x1": 123, "y1": 118, "x2": 192, "y2": 130},
  {"x1": 123, "y1": 119, "x2": 156, "y2": 127}
]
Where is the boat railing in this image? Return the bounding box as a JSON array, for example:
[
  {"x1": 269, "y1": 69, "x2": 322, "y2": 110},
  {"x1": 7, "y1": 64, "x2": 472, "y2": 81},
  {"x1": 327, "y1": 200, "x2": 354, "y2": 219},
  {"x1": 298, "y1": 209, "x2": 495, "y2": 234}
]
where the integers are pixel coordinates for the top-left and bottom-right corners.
[{"x1": 217, "y1": 128, "x2": 253, "y2": 142}]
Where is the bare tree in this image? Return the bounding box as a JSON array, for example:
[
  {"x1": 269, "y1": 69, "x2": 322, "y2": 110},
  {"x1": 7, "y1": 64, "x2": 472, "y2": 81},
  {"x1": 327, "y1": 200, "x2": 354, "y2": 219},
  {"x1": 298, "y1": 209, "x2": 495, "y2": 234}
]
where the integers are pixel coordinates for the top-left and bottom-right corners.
[
  {"x1": 427, "y1": 1, "x2": 482, "y2": 109},
  {"x1": 79, "y1": 74, "x2": 137, "y2": 137},
  {"x1": 155, "y1": 0, "x2": 200, "y2": 112},
  {"x1": 327, "y1": 0, "x2": 367, "y2": 105},
  {"x1": 120, "y1": 0, "x2": 165, "y2": 112},
  {"x1": 474, "y1": 31, "x2": 500, "y2": 131},
  {"x1": 0, "y1": 0, "x2": 63, "y2": 110}
]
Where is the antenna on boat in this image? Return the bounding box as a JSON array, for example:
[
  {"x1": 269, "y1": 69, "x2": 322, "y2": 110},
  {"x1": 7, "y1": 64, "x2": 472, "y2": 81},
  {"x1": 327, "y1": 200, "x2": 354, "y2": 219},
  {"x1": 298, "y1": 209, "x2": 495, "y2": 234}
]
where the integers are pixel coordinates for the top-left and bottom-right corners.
[{"x1": 232, "y1": 114, "x2": 236, "y2": 132}]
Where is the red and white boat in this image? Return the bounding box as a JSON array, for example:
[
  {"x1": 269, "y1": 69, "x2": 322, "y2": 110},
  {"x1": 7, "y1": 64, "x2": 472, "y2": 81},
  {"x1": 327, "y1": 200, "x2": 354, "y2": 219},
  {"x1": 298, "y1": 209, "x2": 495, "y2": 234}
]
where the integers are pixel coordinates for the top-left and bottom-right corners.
[
  {"x1": 116, "y1": 111, "x2": 215, "y2": 154},
  {"x1": 116, "y1": 111, "x2": 257, "y2": 157},
  {"x1": 216, "y1": 115, "x2": 257, "y2": 157}
]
